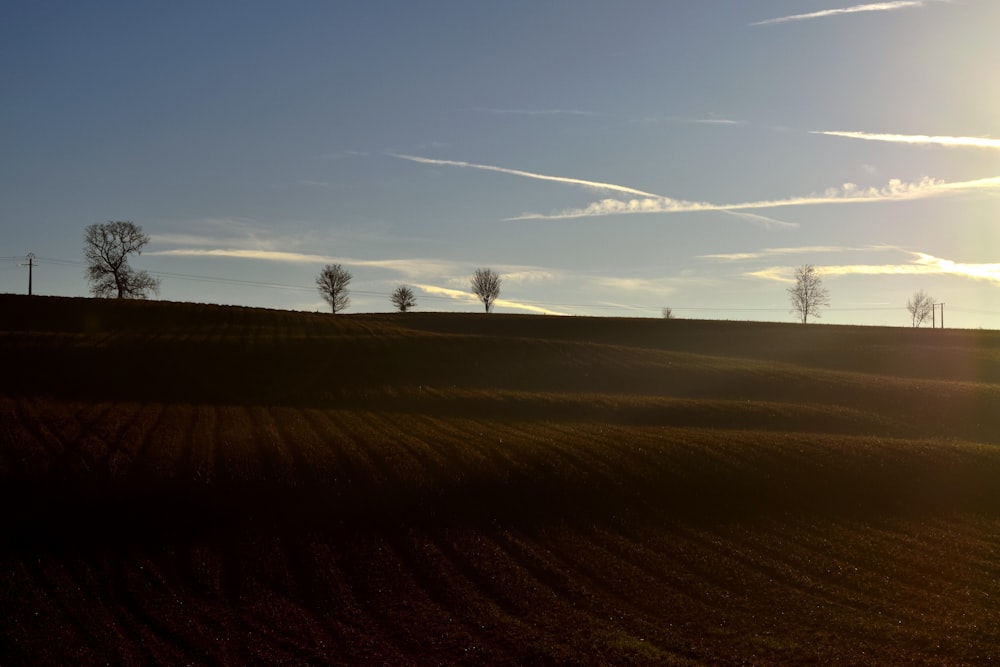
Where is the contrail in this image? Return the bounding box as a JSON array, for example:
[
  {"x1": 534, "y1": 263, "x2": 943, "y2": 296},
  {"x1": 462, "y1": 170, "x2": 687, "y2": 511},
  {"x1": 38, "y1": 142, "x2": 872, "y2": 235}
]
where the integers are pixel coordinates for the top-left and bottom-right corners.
[
  {"x1": 510, "y1": 175, "x2": 1000, "y2": 220},
  {"x1": 751, "y1": 1, "x2": 929, "y2": 27},
  {"x1": 812, "y1": 130, "x2": 1000, "y2": 149},
  {"x1": 392, "y1": 154, "x2": 663, "y2": 198}
]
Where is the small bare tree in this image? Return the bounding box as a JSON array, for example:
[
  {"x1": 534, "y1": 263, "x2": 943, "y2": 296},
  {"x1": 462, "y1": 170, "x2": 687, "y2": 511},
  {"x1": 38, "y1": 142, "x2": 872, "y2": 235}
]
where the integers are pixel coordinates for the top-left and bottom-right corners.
[
  {"x1": 471, "y1": 268, "x2": 502, "y2": 313},
  {"x1": 661, "y1": 307, "x2": 674, "y2": 319},
  {"x1": 787, "y1": 264, "x2": 829, "y2": 324},
  {"x1": 316, "y1": 263, "x2": 352, "y2": 313},
  {"x1": 907, "y1": 289, "x2": 934, "y2": 327},
  {"x1": 83, "y1": 221, "x2": 160, "y2": 299},
  {"x1": 390, "y1": 285, "x2": 416, "y2": 312}
]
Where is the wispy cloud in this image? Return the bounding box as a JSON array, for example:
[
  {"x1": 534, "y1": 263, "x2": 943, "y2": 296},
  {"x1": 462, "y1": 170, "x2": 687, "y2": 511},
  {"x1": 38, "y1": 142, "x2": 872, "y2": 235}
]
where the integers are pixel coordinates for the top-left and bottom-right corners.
[
  {"x1": 392, "y1": 154, "x2": 662, "y2": 198},
  {"x1": 812, "y1": 130, "x2": 1000, "y2": 149},
  {"x1": 396, "y1": 152, "x2": 1000, "y2": 223},
  {"x1": 413, "y1": 283, "x2": 569, "y2": 315},
  {"x1": 632, "y1": 114, "x2": 747, "y2": 127},
  {"x1": 746, "y1": 262, "x2": 938, "y2": 283},
  {"x1": 914, "y1": 253, "x2": 1000, "y2": 283},
  {"x1": 493, "y1": 298, "x2": 569, "y2": 316},
  {"x1": 747, "y1": 252, "x2": 1000, "y2": 284},
  {"x1": 699, "y1": 252, "x2": 762, "y2": 262},
  {"x1": 148, "y1": 242, "x2": 569, "y2": 292},
  {"x1": 700, "y1": 244, "x2": 897, "y2": 261},
  {"x1": 750, "y1": 1, "x2": 932, "y2": 27},
  {"x1": 592, "y1": 275, "x2": 707, "y2": 295},
  {"x1": 516, "y1": 196, "x2": 711, "y2": 220},
  {"x1": 412, "y1": 283, "x2": 482, "y2": 306},
  {"x1": 149, "y1": 248, "x2": 335, "y2": 263},
  {"x1": 501, "y1": 269, "x2": 558, "y2": 284},
  {"x1": 151, "y1": 218, "x2": 317, "y2": 253},
  {"x1": 512, "y1": 175, "x2": 1000, "y2": 220},
  {"x1": 719, "y1": 211, "x2": 799, "y2": 229},
  {"x1": 692, "y1": 115, "x2": 746, "y2": 126},
  {"x1": 350, "y1": 258, "x2": 465, "y2": 279}
]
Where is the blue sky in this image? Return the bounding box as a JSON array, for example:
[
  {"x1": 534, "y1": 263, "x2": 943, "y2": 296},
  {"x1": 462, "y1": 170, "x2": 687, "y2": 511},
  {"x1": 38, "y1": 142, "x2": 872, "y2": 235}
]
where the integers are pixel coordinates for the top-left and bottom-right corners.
[{"x1": 2, "y1": 1, "x2": 999, "y2": 327}]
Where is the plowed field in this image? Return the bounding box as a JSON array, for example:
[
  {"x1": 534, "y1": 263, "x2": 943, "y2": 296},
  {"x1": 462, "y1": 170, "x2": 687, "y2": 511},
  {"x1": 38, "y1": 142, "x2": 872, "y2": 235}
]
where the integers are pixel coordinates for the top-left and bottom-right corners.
[{"x1": 2, "y1": 295, "x2": 1000, "y2": 664}]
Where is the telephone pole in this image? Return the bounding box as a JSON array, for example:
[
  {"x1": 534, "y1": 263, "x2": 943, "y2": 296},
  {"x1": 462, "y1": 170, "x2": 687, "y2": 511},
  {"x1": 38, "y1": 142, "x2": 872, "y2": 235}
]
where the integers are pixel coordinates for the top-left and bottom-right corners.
[
  {"x1": 931, "y1": 302, "x2": 945, "y2": 329},
  {"x1": 21, "y1": 253, "x2": 35, "y2": 295}
]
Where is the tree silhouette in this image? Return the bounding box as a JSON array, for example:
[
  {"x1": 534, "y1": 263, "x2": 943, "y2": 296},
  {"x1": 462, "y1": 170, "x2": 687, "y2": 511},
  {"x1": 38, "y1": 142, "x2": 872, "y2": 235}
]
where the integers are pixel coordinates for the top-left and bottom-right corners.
[
  {"x1": 83, "y1": 221, "x2": 160, "y2": 299},
  {"x1": 787, "y1": 264, "x2": 829, "y2": 324},
  {"x1": 907, "y1": 290, "x2": 934, "y2": 327},
  {"x1": 316, "y1": 264, "x2": 352, "y2": 313},
  {"x1": 471, "y1": 268, "x2": 501, "y2": 313},
  {"x1": 391, "y1": 285, "x2": 417, "y2": 312}
]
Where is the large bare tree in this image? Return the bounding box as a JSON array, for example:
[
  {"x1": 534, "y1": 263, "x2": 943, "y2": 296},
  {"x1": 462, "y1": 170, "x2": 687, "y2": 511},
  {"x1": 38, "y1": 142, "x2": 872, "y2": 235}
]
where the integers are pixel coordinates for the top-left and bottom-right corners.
[
  {"x1": 471, "y1": 268, "x2": 501, "y2": 313},
  {"x1": 316, "y1": 264, "x2": 352, "y2": 313},
  {"x1": 907, "y1": 289, "x2": 934, "y2": 327},
  {"x1": 390, "y1": 285, "x2": 416, "y2": 312},
  {"x1": 787, "y1": 264, "x2": 829, "y2": 324},
  {"x1": 83, "y1": 221, "x2": 160, "y2": 299}
]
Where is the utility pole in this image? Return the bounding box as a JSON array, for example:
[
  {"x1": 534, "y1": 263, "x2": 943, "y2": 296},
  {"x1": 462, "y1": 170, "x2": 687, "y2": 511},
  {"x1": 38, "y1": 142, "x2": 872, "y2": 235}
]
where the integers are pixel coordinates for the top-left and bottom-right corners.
[
  {"x1": 20, "y1": 253, "x2": 35, "y2": 295},
  {"x1": 931, "y1": 302, "x2": 945, "y2": 329}
]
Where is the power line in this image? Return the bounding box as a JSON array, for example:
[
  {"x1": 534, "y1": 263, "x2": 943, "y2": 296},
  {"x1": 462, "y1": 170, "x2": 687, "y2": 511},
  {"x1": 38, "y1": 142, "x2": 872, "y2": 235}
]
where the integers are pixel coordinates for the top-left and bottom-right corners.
[
  {"x1": 36, "y1": 256, "x2": 320, "y2": 293},
  {"x1": 152, "y1": 269, "x2": 313, "y2": 292},
  {"x1": 33, "y1": 256, "x2": 83, "y2": 267},
  {"x1": 949, "y1": 306, "x2": 1000, "y2": 316}
]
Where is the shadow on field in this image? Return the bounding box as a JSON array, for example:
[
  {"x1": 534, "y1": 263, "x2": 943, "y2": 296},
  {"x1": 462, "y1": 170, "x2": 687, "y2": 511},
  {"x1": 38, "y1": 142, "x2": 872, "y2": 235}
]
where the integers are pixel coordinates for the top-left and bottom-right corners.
[
  {"x1": 5, "y1": 432, "x2": 1000, "y2": 554},
  {"x1": 6, "y1": 297, "x2": 1000, "y2": 665},
  {"x1": 5, "y1": 334, "x2": 1000, "y2": 446}
]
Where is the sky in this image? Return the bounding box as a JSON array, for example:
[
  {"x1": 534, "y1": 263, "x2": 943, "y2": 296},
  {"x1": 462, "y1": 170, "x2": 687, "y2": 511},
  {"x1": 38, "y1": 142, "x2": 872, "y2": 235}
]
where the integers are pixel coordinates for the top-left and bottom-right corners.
[{"x1": 2, "y1": 1, "x2": 999, "y2": 327}]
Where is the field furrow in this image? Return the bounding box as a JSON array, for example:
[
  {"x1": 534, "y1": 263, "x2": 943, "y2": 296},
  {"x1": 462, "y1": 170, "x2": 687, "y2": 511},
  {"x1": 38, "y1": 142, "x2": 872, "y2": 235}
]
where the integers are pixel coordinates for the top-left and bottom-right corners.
[{"x1": 5, "y1": 296, "x2": 1000, "y2": 664}]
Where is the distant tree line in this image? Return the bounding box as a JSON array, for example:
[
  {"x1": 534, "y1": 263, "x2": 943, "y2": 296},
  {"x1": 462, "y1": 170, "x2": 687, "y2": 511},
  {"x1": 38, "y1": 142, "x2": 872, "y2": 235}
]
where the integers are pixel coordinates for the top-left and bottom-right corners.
[
  {"x1": 81, "y1": 223, "x2": 942, "y2": 326},
  {"x1": 79, "y1": 223, "x2": 505, "y2": 314},
  {"x1": 313, "y1": 265, "x2": 503, "y2": 315},
  {"x1": 786, "y1": 265, "x2": 941, "y2": 328}
]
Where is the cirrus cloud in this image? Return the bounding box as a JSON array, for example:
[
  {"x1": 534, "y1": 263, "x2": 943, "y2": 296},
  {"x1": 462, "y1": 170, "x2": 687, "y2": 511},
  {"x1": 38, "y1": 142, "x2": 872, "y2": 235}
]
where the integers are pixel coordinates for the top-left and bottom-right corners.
[
  {"x1": 413, "y1": 283, "x2": 569, "y2": 316},
  {"x1": 149, "y1": 248, "x2": 335, "y2": 263},
  {"x1": 391, "y1": 152, "x2": 1000, "y2": 224},
  {"x1": 511, "y1": 175, "x2": 1000, "y2": 220},
  {"x1": 747, "y1": 252, "x2": 1000, "y2": 284}
]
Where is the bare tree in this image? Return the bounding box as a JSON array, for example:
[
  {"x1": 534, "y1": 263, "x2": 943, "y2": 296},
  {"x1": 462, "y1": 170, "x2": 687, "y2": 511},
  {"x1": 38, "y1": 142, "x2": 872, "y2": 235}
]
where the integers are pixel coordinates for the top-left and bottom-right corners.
[
  {"x1": 316, "y1": 264, "x2": 352, "y2": 313},
  {"x1": 907, "y1": 289, "x2": 934, "y2": 327},
  {"x1": 390, "y1": 285, "x2": 416, "y2": 312},
  {"x1": 661, "y1": 307, "x2": 674, "y2": 319},
  {"x1": 83, "y1": 221, "x2": 160, "y2": 299},
  {"x1": 471, "y1": 268, "x2": 502, "y2": 313},
  {"x1": 787, "y1": 264, "x2": 829, "y2": 324}
]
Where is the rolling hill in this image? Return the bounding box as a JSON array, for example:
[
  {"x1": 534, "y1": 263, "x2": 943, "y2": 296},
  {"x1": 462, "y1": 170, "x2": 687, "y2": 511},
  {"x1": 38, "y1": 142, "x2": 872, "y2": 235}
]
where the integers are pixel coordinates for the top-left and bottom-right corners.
[{"x1": 2, "y1": 294, "x2": 1000, "y2": 664}]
